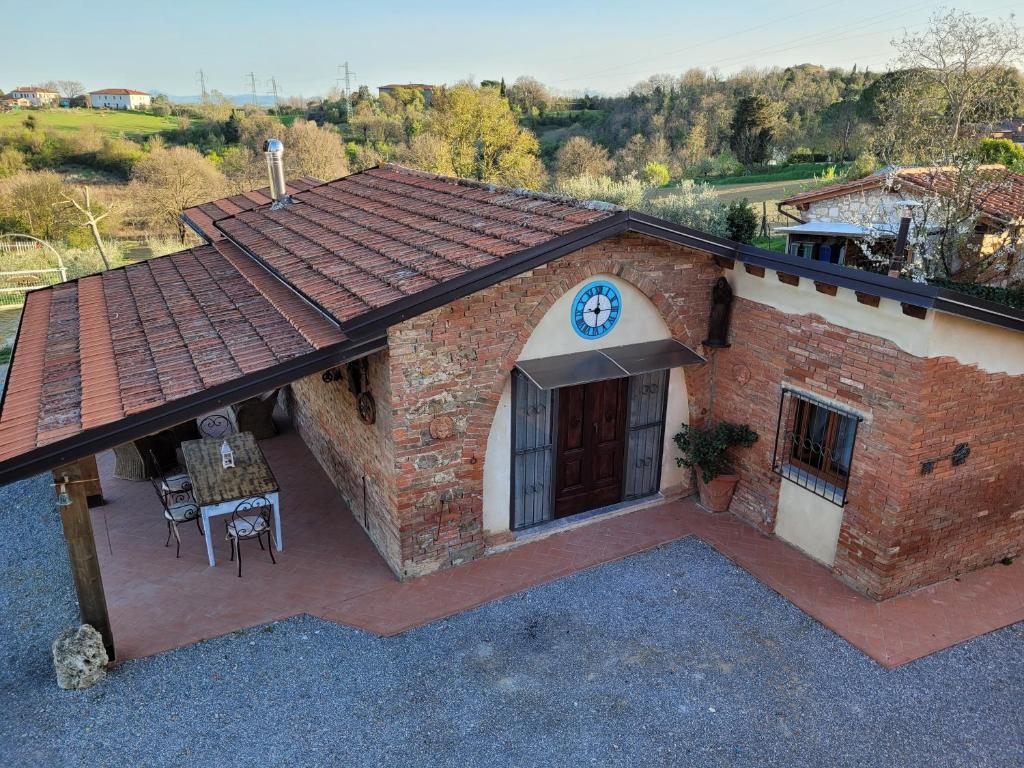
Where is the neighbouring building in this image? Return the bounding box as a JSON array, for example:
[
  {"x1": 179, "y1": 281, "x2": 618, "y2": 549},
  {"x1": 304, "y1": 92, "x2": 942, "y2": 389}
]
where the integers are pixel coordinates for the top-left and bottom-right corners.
[
  {"x1": 378, "y1": 83, "x2": 437, "y2": 106},
  {"x1": 1, "y1": 155, "x2": 1023, "y2": 612},
  {"x1": 988, "y1": 117, "x2": 1024, "y2": 146},
  {"x1": 88, "y1": 88, "x2": 152, "y2": 110},
  {"x1": 777, "y1": 166, "x2": 1024, "y2": 285},
  {"x1": 6, "y1": 86, "x2": 58, "y2": 107}
]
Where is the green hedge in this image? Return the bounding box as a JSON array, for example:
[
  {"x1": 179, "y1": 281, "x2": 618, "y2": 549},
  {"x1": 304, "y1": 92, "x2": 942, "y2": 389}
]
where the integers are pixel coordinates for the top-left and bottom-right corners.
[{"x1": 928, "y1": 279, "x2": 1024, "y2": 311}]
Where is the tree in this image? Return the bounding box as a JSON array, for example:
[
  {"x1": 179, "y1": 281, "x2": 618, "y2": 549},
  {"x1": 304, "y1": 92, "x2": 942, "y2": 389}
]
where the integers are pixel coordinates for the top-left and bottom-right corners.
[
  {"x1": 507, "y1": 77, "x2": 551, "y2": 120},
  {"x1": 131, "y1": 145, "x2": 226, "y2": 242},
  {"x1": 553, "y1": 175, "x2": 648, "y2": 209},
  {"x1": 553, "y1": 136, "x2": 612, "y2": 181},
  {"x1": 725, "y1": 199, "x2": 758, "y2": 243},
  {"x1": 0, "y1": 171, "x2": 77, "y2": 241},
  {"x1": 892, "y1": 9, "x2": 1024, "y2": 142},
  {"x1": 729, "y1": 95, "x2": 782, "y2": 165},
  {"x1": 427, "y1": 84, "x2": 544, "y2": 188},
  {"x1": 59, "y1": 186, "x2": 118, "y2": 269},
  {"x1": 643, "y1": 162, "x2": 670, "y2": 187},
  {"x1": 641, "y1": 182, "x2": 727, "y2": 237},
  {"x1": 978, "y1": 138, "x2": 1024, "y2": 172},
  {"x1": 55, "y1": 80, "x2": 86, "y2": 99},
  {"x1": 283, "y1": 119, "x2": 348, "y2": 181}
]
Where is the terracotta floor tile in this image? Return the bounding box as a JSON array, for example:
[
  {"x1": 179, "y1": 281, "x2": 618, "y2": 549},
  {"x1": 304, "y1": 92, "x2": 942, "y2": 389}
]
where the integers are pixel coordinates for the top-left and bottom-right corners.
[{"x1": 90, "y1": 427, "x2": 1024, "y2": 668}]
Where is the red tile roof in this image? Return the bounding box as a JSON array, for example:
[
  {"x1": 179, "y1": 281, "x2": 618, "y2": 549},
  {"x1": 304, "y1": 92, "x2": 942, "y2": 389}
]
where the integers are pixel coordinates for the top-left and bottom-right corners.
[
  {"x1": 182, "y1": 177, "x2": 321, "y2": 242},
  {"x1": 208, "y1": 164, "x2": 617, "y2": 325},
  {"x1": 0, "y1": 241, "x2": 345, "y2": 462},
  {"x1": 781, "y1": 166, "x2": 1024, "y2": 223},
  {"x1": 89, "y1": 88, "x2": 150, "y2": 96}
]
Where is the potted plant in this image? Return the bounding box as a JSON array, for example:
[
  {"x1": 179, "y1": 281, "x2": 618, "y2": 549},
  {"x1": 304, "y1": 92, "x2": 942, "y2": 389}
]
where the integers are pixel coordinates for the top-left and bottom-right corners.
[{"x1": 674, "y1": 422, "x2": 758, "y2": 512}]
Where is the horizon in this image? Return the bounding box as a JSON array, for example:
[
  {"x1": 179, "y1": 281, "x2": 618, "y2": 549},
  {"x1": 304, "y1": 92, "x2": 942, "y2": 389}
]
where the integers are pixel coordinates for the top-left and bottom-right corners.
[{"x1": 6, "y1": 0, "x2": 1021, "y2": 99}]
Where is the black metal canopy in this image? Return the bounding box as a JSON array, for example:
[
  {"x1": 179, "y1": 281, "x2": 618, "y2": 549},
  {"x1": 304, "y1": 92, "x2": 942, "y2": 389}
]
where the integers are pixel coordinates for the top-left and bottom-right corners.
[{"x1": 515, "y1": 339, "x2": 705, "y2": 390}]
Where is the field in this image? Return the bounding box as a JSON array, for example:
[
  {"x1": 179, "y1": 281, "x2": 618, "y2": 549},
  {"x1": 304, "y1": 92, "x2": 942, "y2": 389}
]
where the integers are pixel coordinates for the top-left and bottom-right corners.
[
  {"x1": 0, "y1": 109, "x2": 178, "y2": 139},
  {"x1": 702, "y1": 162, "x2": 848, "y2": 187}
]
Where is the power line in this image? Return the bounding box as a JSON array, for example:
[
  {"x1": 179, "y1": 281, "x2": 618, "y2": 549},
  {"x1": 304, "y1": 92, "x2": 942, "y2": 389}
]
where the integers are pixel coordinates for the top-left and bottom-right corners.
[{"x1": 555, "y1": 0, "x2": 939, "y2": 85}]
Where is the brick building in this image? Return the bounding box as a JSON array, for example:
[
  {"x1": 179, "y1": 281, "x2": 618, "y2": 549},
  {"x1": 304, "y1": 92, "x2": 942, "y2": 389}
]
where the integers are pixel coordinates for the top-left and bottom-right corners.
[{"x1": 1, "y1": 159, "x2": 1023, "y2": 607}]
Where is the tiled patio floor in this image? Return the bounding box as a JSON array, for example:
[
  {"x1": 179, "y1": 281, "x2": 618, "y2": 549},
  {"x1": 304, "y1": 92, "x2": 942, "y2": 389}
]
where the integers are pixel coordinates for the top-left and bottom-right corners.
[{"x1": 91, "y1": 427, "x2": 1024, "y2": 668}]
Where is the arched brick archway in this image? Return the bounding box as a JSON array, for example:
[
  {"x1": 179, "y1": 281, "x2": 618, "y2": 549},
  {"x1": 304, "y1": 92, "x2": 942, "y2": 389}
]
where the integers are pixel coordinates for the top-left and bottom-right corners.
[{"x1": 474, "y1": 261, "x2": 714, "y2": 535}]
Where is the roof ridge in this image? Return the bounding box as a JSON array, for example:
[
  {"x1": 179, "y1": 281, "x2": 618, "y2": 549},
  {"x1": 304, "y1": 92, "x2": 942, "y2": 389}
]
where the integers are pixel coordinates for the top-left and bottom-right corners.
[{"x1": 378, "y1": 163, "x2": 623, "y2": 213}]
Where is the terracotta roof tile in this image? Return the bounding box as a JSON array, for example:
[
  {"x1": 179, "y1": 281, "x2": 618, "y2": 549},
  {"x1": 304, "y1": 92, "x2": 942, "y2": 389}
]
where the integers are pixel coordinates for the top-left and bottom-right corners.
[
  {"x1": 0, "y1": 243, "x2": 346, "y2": 463},
  {"x1": 210, "y1": 164, "x2": 617, "y2": 325}
]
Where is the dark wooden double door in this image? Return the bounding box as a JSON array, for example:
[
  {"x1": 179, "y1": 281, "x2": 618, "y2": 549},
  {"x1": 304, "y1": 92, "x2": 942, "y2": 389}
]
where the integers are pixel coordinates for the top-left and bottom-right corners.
[{"x1": 553, "y1": 377, "x2": 629, "y2": 518}]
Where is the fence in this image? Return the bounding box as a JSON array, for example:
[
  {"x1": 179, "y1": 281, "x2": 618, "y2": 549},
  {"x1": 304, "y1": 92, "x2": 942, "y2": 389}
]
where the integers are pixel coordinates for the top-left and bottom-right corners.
[{"x1": 0, "y1": 236, "x2": 68, "y2": 308}]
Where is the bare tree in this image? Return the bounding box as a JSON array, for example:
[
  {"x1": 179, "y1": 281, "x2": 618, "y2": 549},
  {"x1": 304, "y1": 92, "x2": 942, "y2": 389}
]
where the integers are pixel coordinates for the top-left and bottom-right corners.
[
  {"x1": 55, "y1": 80, "x2": 86, "y2": 99},
  {"x1": 131, "y1": 145, "x2": 227, "y2": 242},
  {"x1": 58, "y1": 187, "x2": 117, "y2": 270},
  {"x1": 891, "y1": 9, "x2": 1024, "y2": 145}
]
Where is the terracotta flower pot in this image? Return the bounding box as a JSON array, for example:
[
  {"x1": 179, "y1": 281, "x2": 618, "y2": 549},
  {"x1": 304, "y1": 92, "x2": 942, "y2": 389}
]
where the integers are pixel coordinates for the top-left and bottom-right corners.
[{"x1": 695, "y1": 467, "x2": 740, "y2": 513}]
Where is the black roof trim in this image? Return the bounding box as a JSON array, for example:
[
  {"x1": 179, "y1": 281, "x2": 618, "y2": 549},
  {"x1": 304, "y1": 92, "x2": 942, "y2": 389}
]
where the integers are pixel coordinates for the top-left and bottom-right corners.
[
  {"x1": 0, "y1": 335, "x2": 386, "y2": 488},
  {"x1": 181, "y1": 211, "x2": 213, "y2": 243},
  {"x1": 627, "y1": 211, "x2": 1024, "y2": 332}
]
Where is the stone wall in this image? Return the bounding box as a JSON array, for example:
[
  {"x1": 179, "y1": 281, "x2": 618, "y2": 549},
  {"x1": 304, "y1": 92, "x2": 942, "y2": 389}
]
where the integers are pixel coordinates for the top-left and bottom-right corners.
[
  {"x1": 289, "y1": 349, "x2": 401, "y2": 572},
  {"x1": 803, "y1": 188, "x2": 899, "y2": 226},
  {"x1": 385, "y1": 233, "x2": 719, "y2": 577}
]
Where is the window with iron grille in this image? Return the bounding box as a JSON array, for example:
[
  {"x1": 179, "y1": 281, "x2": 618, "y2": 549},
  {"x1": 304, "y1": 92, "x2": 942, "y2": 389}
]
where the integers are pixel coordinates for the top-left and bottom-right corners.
[{"x1": 771, "y1": 389, "x2": 861, "y2": 506}]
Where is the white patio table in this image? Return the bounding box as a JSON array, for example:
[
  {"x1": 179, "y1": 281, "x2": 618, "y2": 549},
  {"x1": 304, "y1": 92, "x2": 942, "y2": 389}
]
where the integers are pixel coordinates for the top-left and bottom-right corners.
[{"x1": 181, "y1": 432, "x2": 282, "y2": 567}]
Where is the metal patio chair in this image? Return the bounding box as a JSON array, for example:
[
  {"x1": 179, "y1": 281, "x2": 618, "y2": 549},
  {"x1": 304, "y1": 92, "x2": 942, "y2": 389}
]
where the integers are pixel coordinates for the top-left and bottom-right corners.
[
  {"x1": 147, "y1": 449, "x2": 193, "y2": 497},
  {"x1": 225, "y1": 496, "x2": 276, "y2": 578},
  {"x1": 197, "y1": 409, "x2": 237, "y2": 440},
  {"x1": 150, "y1": 475, "x2": 202, "y2": 558}
]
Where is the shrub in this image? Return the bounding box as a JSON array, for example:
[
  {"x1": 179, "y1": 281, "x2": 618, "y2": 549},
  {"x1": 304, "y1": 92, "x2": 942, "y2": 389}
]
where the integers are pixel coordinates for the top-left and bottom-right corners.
[
  {"x1": 787, "y1": 147, "x2": 814, "y2": 163},
  {"x1": 674, "y1": 422, "x2": 759, "y2": 483},
  {"x1": 640, "y1": 180, "x2": 727, "y2": 236},
  {"x1": 725, "y1": 198, "x2": 758, "y2": 243},
  {"x1": 554, "y1": 174, "x2": 649, "y2": 209},
  {"x1": 848, "y1": 151, "x2": 879, "y2": 180},
  {"x1": 642, "y1": 161, "x2": 670, "y2": 187}
]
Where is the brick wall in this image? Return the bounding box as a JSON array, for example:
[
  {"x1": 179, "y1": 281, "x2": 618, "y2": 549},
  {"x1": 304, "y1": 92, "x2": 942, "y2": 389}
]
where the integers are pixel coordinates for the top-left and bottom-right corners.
[
  {"x1": 386, "y1": 233, "x2": 720, "y2": 577},
  {"x1": 712, "y1": 270, "x2": 1023, "y2": 598},
  {"x1": 289, "y1": 349, "x2": 401, "y2": 573},
  {"x1": 884, "y1": 358, "x2": 1024, "y2": 596},
  {"x1": 284, "y1": 233, "x2": 1023, "y2": 597}
]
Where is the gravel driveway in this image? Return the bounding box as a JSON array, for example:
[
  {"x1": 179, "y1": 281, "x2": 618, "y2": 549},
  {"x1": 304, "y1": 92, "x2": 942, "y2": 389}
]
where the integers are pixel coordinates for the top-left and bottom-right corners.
[{"x1": 3, "y1": 472, "x2": 1022, "y2": 768}]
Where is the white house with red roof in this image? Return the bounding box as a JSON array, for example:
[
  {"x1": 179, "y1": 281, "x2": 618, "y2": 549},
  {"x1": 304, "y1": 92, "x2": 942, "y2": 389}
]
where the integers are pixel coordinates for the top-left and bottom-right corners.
[
  {"x1": 88, "y1": 88, "x2": 152, "y2": 110},
  {"x1": 6, "y1": 86, "x2": 58, "y2": 107}
]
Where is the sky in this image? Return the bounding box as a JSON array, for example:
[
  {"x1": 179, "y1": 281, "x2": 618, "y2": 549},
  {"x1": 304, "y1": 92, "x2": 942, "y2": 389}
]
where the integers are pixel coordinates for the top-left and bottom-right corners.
[{"x1": 3, "y1": 0, "x2": 1020, "y2": 98}]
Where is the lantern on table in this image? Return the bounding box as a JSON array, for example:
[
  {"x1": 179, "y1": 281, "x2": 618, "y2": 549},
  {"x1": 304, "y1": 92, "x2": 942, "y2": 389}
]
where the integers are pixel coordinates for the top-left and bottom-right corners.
[{"x1": 220, "y1": 439, "x2": 235, "y2": 469}]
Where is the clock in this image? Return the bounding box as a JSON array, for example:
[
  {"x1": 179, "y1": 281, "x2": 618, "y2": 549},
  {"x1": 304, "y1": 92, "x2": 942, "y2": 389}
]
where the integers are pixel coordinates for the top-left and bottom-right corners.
[{"x1": 571, "y1": 280, "x2": 621, "y2": 339}]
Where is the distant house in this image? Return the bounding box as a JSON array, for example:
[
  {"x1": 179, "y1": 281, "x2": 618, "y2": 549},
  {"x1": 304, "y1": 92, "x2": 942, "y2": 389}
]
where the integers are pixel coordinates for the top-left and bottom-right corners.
[
  {"x1": 378, "y1": 83, "x2": 437, "y2": 106},
  {"x1": 6, "y1": 87, "x2": 58, "y2": 107},
  {"x1": 88, "y1": 88, "x2": 152, "y2": 110},
  {"x1": 989, "y1": 117, "x2": 1024, "y2": 146},
  {"x1": 777, "y1": 166, "x2": 1024, "y2": 284}
]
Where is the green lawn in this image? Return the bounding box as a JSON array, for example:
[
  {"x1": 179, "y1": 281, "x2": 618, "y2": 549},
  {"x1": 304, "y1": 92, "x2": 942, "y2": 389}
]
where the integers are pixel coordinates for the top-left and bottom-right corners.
[
  {"x1": 0, "y1": 109, "x2": 178, "y2": 139},
  {"x1": 701, "y1": 162, "x2": 849, "y2": 187}
]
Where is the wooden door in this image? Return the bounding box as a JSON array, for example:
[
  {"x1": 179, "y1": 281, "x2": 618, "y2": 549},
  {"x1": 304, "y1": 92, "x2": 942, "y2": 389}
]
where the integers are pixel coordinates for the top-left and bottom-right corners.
[{"x1": 553, "y1": 377, "x2": 628, "y2": 518}]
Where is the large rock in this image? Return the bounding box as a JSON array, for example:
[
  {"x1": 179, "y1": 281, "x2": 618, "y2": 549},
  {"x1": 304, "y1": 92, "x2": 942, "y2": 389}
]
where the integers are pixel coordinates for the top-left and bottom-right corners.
[{"x1": 52, "y1": 624, "x2": 108, "y2": 690}]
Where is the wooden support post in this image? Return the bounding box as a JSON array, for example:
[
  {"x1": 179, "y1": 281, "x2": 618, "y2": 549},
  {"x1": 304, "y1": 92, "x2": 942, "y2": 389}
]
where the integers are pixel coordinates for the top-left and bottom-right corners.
[
  {"x1": 53, "y1": 462, "x2": 115, "y2": 660},
  {"x1": 75, "y1": 454, "x2": 104, "y2": 507}
]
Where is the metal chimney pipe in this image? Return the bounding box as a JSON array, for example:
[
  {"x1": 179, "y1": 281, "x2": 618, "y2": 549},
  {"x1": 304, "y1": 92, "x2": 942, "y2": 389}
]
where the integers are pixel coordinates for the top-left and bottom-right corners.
[{"x1": 263, "y1": 138, "x2": 288, "y2": 203}]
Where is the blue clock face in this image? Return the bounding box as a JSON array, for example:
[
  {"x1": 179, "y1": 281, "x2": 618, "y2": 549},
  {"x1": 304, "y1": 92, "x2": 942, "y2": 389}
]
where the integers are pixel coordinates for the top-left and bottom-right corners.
[{"x1": 571, "y1": 280, "x2": 621, "y2": 339}]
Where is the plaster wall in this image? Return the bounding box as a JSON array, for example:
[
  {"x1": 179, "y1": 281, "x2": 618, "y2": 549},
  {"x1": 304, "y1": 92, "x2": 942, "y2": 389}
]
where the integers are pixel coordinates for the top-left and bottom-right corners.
[
  {"x1": 482, "y1": 274, "x2": 691, "y2": 535},
  {"x1": 775, "y1": 479, "x2": 844, "y2": 566},
  {"x1": 726, "y1": 264, "x2": 1024, "y2": 376}
]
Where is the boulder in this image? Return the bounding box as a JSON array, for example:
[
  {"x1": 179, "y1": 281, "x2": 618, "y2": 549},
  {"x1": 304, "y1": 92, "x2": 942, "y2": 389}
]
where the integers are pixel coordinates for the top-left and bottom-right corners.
[{"x1": 52, "y1": 624, "x2": 108, "y2": 690}]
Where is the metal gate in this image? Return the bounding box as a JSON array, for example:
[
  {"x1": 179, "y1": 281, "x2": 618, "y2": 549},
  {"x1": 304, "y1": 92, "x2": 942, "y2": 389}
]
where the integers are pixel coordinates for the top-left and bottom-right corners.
[
  {"x1": 623, "y1": 370, "x2": 668, "y2": 500},
  {"x1": 510, "y1": 369, "x2": 555, "y2": 530}
]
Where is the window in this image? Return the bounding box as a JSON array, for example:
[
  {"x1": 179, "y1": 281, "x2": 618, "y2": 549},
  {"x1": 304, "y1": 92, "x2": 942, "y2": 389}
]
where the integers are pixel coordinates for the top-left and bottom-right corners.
[
  {"x1": 788, "y1": 240, "x2": 814, "y2": 259},
  {"x1": 771, "y1": 389, "x2": 861, "y2": 505}
]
